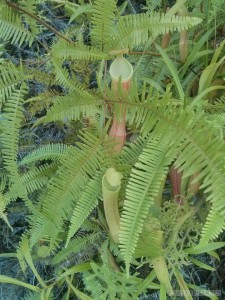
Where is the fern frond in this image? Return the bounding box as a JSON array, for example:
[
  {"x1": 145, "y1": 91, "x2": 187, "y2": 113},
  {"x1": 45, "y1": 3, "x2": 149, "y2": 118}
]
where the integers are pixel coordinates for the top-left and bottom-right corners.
[
  {"x1": 0, "y1": 5, "x2": 34, "y2": 46},
  {"x1": 120, "y1": 136, "x2": 148, "y2": 165},
  {"x1": 119, "y1": 137, "x2": 175, "y2": 270},
  {"x1": 0, "y1": 191, "x2": 12, "y2": 230},
  {"x1": 52, "y1": 41, "x2": 108, "y2": 61},
  {"x1": 29, "y1": 131, "x2": 107, "y2": 247},
  {"x1": 1, "y1": 83, "x2": 27, "y2": 194},
  {"x1": 69, "y1": 4, "x2": 92, "y2": 23},
  {"x1": 19, "y1": 143, "x2": 71, "y2": 165},
  {"x1": 0, "y1": 62, "x2": 25, "y2": 105},
  {"x1": 84, "y1": 248, "x2": 140, "y2": 299},
  {"x1": 4, "y1": 163, "x2": 57, "y2": 204},
  {"x1": 22, "y1": 291, "x2": 52, "y2": 300},
  {"x1": 52, "y1": 58, "x2": 94, "y2": 99},
  {"x1": 66, "y1": 175, "x2": 103, "y2": 246},
  {"x1": 114, "y1": 12, "x2": 202, "y2": 48},
  {"x1": 18, "y1": 0, "x2": 44, "y2": 35},
  {"x1": 91, "y1": 0, "x2": 117, "y2": 51},
  {"x1": 200, "y1": 209, "x2": 225, "y2": 244},
  {"x1": 21, "y1": 163, "x2": 58, "y2": 194},
  {"x1": 35, "y1": 93, "x2": 102, "y2": 125},
  {"x1": 1, "y1": 83, "x2": 37, "y2": 213},
  {"x1": 53, "y1": 232, "x2": 103, "y2": 266}
]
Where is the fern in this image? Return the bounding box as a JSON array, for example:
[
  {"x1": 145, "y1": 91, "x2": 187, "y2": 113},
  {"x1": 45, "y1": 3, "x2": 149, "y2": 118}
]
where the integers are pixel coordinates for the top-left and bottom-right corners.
[
  {"x1": 0, "y1": 62, "x2": 26, "y2": 106},
  {"x1": 91, "y1": 0, "x2": 117, "y2": 51},
  {"x1": 35, "y1": 93, "x2": 102, "y2": 125},
  {"x1": 1, "y1": 83, "x2": 28, "y2": 196},
  {"x1": 52, "y1": 41, "x2": 108, "y2": 61},
  {"x1": 201, "y1": 209, "x2": 225, "y2": 244},
  {"x1": 69, "y1": 4, "x2": 92, "y2": 23},
  {"x1": 21, "y1": 163, "x2": 58, "y2": 194},
  {"x1": 19, "y1": 143, "x2": 71, "y2": 165},
  {"x1": 66, "y1": 175, "x2": 103, "y2": 246},
  {"x1": 0, "y1": 190, "x2": 12, "y2": 230},
  {"x1": 51, "y1": 58, "x2": 94, "y2": 99},
  {"x1": 119, "y1": 137, "x2": 176, "y2": 270},
  {"x1": 114, "y1": 12, "x2": 202, "y2": 48},
  {"x1": 0, "y1": 0, "x2": 224, "y2": 296},
  {"x1": 53, "y1": 231, "x2": 104, "y2": 266},
  {"x1": 28, "y1": 131, "x2": 108, "y2": 248},
  {"x1": 83, "y1": 244, "x2": 140, "y2": 299},
  {"x1": 18, "y1": 0, "x2": 44, "y2": 35},
  {"x1": 0, "y1": 4, "x2": 34, "y2": 46},
  {"x1": 22, "y1": 291, "x2": 53, "y2": 300}
]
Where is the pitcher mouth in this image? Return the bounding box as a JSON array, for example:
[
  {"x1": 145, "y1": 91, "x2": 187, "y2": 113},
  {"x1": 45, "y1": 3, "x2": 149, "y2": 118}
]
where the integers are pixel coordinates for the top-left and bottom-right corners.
[{"x1": 110, "y1": 55, "x2": 133, "y2": 82}]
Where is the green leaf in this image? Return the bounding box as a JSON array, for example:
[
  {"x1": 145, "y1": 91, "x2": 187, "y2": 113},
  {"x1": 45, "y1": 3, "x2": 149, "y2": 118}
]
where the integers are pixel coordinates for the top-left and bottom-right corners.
[
  {"x1": 0, "y1": 275, "x2": 40, "y2": 292},
  {"x1": 184, "y1": 242, "x2": 225, "y2": 255},
  {"x1": 174, "y1": 268, "x2": 193, "y2": 300},
  {"x1": 156, "y1": 44, "x2": 184, "y2": 101},
  {"x1": 58, "y1": 262, "x2": 91, "y2": 279},
  {"x1": 160, "y1": 285, "x2": 167, "y2": 300},
  {"x1": 198, "y1": 56, "x2": 225, "y2": 94},
  {"x1": 187, "y1": 283, "x2": 219, "y2": 300},
  {"x1": 17, "y1": 236, "x2": 47, "y2": 288},
  {"x1": 189, "y1": 257, "x2": 215, "y2": 271}
]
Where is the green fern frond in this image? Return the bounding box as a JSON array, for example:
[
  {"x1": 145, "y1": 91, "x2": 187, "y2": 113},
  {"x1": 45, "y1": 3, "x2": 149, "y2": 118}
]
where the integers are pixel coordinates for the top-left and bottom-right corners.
[
  {"x1": 0, "y1": 62, "x2": 26, "y2": 105},
  {"x1": 119, "y1": 138, "x2": 175, "y2": 270},
  {"x1": 53, "y1": 231, "x2": 103, "y2": 265},
  {"x1": 52, "y1": 41, "x2": 108, "y2": 61},
  {"x1": 35, "y1": 93, "x2": 102, "y2": 125},
  {"x1": 1, "y1": 83, "x2": 27, "y2": 193},
  {"x1": 21, "y1": 163, "x2": 58, "y2": 194},
  {"x1": 200, "y1": 209, "x2": 225, "y2": 244},
  {"x1": 0, "y1": 191, "x2": 12, "y2": 230},
  {"x1": 29, "y1": 131, "x2": 107, "y2": 246},
  {"x1": 52, "y1": 58, "x2": 94, "y2": 98},
  {"x1": 1, "y1": 83, "x2": 37, "y2": 212},
  {"x1": 69, "y1": 4, "x2": 92, "y2": 23},
  {"x1": 52, "y1": 58, "x2": 77, "y2": 92},
  {"x1": 91, "y1": 0, "x2": 117, "y2": 51},
  {"x1": 18, "y1": 0, "x2": 44, "y2": 35},
  {"x1": 4, "y1": 162, "x2": 57, "y2": 204},
  {"x1": 41, "y1": 132, "x2": 105, "y2": 221},
  {"x1": 22, "y1": 291, "x2": 52, "y2": 300},
  {"x1": 114, "y1": 12, "x2": 202, "y2": 48},
  {"x1": 0, "y1": 4, "x2": 34, "y2": 46},
  {"x1": 19, "y1": 143, "x2": 71, "y2": 165},
  {"x1": 120, "y1": 136, "x2": 148, "y2": 165},
  {"x1": 66, "y1": 175, "x2": 103, "y2": 246},
  {"x1": 29, "y1": 214, "x2": 61, "y2": 250}
]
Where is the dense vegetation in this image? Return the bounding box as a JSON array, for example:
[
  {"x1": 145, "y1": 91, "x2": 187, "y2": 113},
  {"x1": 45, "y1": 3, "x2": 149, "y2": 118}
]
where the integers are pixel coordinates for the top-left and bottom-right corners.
[{"x1": 0, "y1": 0, "x2": 225, "y2": 299}]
